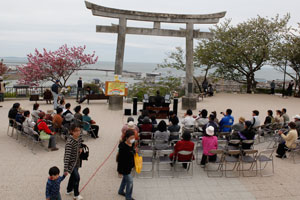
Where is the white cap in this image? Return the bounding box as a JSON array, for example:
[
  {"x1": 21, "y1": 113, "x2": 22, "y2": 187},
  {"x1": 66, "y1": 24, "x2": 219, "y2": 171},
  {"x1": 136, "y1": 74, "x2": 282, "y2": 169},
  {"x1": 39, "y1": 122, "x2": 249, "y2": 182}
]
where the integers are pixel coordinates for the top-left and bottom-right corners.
[
  {"x1": 293, "y1": 115, "x2": 300, "y2": 120},
  {"x1": 206, "y1": 126, "x2": 215, "y2": 136},
  {"x1": 128, "y1": 121, "x2": 135, "y2": 128}
]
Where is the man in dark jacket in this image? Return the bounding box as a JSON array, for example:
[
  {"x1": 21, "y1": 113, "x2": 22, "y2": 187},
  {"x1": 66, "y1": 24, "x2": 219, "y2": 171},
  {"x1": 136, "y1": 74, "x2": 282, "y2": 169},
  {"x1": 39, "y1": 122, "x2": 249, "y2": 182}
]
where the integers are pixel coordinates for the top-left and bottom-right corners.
[{"x1": 51, "y1": 80, "x2": 60, "y2": 109}]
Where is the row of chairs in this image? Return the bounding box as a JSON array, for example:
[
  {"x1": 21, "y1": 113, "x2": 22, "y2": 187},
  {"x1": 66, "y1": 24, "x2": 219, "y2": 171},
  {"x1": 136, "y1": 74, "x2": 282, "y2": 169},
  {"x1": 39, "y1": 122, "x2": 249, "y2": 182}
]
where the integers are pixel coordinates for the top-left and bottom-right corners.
[
  {"x1": 204, "y1": 148, "x2": 275, "y2": 178},
  {"x1": 7, "y1": 118, "x2": 94, "y2": 154}
]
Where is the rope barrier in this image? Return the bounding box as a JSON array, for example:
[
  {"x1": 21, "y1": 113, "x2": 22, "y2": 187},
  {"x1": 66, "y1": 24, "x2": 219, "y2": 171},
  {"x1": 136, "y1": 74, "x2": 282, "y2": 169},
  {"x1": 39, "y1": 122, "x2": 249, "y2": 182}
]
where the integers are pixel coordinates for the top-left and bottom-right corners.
[{"x1": 80, "y1": 142, "x2": 118, "y2": 192}]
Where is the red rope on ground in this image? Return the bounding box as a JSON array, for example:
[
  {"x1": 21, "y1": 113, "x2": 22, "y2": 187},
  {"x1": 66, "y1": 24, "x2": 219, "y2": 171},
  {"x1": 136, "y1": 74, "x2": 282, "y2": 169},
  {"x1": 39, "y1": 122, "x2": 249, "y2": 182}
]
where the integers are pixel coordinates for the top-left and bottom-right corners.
[{"x1": 80, "y1": 142, "x2": 118, "y2": 192}]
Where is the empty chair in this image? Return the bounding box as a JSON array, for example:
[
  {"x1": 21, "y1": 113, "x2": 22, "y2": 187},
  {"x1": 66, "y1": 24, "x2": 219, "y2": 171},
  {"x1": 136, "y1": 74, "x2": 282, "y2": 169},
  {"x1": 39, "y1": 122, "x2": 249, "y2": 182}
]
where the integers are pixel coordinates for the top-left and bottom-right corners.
[
  {"x1": 138, "y1": 148, "x2": 155, "y2": 178},
  {"x1": 257, "y1": 148, "x2": 275, "y2": 176},
  {"x1": 205, "y1": 149, "x2": 224, "y2": 177},
  {"x1": 241, "y1": 149, "x2": 258, "y2": 177},
  {"x1": 224, "y1": 150, "x2": 241, "y2": 177},
  {"x1": 218, "y1": 140, "x2": 227, "y2": 150},
  {"x1": 156, "y1": 149, "x2": 174, "y2": 177}
]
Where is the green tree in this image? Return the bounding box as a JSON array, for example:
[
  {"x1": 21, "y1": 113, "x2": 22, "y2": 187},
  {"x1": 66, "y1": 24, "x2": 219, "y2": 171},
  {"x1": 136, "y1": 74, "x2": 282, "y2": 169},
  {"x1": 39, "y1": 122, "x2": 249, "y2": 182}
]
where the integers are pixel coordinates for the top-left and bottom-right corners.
[
  {"x1": 156, "y1": 47, "x2": 211, "y2": 93},
  {"x1": 271, "y1": 27, "x2": 300, "y2": 95},
  {"x1": 198, "y1": 15, "x2": 290, "y2": 93}
]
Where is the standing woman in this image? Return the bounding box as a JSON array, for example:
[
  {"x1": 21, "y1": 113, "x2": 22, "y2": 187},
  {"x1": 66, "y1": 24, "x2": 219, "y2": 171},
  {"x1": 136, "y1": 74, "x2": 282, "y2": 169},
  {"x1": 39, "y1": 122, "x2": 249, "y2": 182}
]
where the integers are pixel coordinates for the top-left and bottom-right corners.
[
  {"x1": 64, "y1": 124, "x2": 83, "y2": 200},
  {"x1": 117, "y1": 129, "x2": 136, "y2": 200}
]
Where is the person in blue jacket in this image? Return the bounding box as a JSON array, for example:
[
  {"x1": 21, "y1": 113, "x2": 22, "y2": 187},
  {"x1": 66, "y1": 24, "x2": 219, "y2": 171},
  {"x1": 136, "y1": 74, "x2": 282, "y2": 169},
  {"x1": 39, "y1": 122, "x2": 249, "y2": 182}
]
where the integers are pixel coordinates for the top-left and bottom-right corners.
[{"x1": 219, "y1": 109, "x2": 234, "y2": 132}]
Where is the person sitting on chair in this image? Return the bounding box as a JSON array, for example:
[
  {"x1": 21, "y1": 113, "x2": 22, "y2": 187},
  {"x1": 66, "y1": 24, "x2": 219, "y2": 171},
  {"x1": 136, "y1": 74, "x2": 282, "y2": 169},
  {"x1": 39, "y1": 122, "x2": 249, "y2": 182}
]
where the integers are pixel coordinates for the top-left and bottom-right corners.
[
  {"x1": 200, "y1": 126, "x2": 218, "y2": 167},
  {"x1": 154, "y1": 90, "x2": 164, "y2": 107},
  {"x1": 276, "y1": 122, "x2": 298, "y2": 158},
  {"x1": 78, "y1": 86, "x2": 94, "y2": 104},
  {"x1": 219, "y1": 109, "x2": 234, "y2": 132},
  {"x1": 153, "y1": 120, "x2": 170, "y2": 150},
  {"x1": 182, "y1": 109, "x2": 195, "y2": 132},
  {"x1": 169, "y1": 131, "x2": 194, "y2": 169},
  {"x1": 82, "y1": 107, "x2": 99, "y2": 138}
]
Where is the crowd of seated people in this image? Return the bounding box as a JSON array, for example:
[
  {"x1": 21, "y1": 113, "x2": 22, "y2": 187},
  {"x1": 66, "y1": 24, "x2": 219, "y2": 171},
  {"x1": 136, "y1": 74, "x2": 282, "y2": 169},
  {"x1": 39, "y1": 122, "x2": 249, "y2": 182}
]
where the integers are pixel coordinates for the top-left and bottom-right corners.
[{"x1": 7, "y1": 100, "x2": 100, "y2": 151}]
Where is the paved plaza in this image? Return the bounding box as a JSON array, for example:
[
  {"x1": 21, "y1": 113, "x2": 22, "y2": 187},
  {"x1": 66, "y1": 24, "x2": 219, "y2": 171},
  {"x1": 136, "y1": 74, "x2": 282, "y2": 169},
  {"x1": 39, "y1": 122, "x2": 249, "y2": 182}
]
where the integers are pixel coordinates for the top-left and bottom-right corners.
[{"x1": 1, "y1": 93, "x2": 300, "y2": 200}]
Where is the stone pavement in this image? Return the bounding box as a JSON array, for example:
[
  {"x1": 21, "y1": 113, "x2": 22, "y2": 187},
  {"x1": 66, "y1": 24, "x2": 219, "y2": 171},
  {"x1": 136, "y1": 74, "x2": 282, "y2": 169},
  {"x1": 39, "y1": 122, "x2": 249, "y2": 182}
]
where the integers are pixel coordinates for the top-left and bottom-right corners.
[{"x1": 1, "y1": 93, "x2": 300, "y2": 200}]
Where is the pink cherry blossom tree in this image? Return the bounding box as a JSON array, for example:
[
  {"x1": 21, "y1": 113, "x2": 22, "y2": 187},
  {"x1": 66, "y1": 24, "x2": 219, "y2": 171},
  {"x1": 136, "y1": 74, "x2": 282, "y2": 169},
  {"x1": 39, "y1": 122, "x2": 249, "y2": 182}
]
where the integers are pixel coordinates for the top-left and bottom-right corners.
[{"x1": 18, "y1": 45, "x2": 98, "y2": 86}]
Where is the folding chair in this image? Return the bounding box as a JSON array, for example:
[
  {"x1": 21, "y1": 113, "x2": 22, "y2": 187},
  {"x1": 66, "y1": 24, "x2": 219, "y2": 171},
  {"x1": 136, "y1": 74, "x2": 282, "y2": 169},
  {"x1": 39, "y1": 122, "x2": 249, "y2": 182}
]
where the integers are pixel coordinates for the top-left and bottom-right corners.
[
  {"x1": 224, "y1": 150, "x2": 241, "y2": 177},
  {"x1": 218, "y1": 131, "x2": 231, "y2": 141},
  {"x1": 139, "y1": 132, "x2": 153, "y2": 151},
  {"x1": 156, "y1": 149, "x2": 174, "y2": 177},
  {"x1": 241, "y1": 140, "x2": 254, "y2": 150},
  {"x1": 288, "y1": 140, "x2": 300, "y2": 164},
  {"x1": 7, "y1": 118, "x2": 17, "y2": 137},
  {"x1": 195, "y1": 140, "x2": 203, "y2": 165},
  {"x1": 227, "y1": 139, "x2": 240, "y2": 150},
  {"x1": 205, "y1": 149, "x2": 224, "y2": 177},
  {"x1": 192, "y1": 132, "x2": 202, "y2": 144},
  {"x1": 169, "y1": 132, "x2": 180, "y2": 145},
  {"x1": 218, "y1": 140, "x2": 227, "y2": 151},
  {"x1": 257, "y1": 148, "x2": 275, "y2": 176},
  {"x1": 241, "y1": 149, "x2": 258, "y2": 177},
  {"x1": 183, "y1": 125, "x2": 194, "y2": 134},
  {"x1": 174, "y1": 150, "x2": 193, "y2": 177},
  {"x1": 138, "y1": 148, "x2": 155, "y2": 178},
  {"x1": 30, "y1": 131, "x2": 51, "y2": 154}
]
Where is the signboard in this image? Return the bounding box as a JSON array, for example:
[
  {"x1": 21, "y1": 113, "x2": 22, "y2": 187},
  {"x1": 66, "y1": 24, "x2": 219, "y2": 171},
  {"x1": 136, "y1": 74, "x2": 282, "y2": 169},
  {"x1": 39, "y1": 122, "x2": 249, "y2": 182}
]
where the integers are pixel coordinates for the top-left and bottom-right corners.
[{"x1": 105, "y1": 81, "x2": 127, "y2": 96}]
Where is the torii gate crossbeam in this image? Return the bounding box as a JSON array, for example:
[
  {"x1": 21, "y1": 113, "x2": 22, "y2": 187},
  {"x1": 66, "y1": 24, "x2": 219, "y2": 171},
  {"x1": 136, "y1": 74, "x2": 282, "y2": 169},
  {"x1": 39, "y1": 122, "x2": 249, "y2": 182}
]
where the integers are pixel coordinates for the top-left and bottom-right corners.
[{"x1": 85, "y1": 1, "x2": 226, "y2": 109}]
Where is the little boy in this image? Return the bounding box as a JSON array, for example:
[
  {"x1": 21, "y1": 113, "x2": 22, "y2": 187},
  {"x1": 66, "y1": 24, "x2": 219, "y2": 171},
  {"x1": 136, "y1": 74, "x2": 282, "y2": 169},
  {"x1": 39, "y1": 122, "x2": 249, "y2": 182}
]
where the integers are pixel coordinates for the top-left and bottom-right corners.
[{"x1": 46, "y1": 166, "x2": 67, "y2": 200}]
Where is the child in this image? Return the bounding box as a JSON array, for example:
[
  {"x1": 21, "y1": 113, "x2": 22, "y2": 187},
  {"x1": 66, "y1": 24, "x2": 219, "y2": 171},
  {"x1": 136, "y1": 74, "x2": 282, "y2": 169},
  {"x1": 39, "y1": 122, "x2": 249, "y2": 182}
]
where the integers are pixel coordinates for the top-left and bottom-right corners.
[{"x1": 46, "y1": 166, "x2": 67, "y2": 200}]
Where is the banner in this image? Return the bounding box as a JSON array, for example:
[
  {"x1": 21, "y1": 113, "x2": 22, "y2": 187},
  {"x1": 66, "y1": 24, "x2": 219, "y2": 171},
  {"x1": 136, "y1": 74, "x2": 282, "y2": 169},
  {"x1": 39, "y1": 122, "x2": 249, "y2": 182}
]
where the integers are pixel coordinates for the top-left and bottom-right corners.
[{"x1": 105, "y1": 81, "x2": 127, "y2": 96}]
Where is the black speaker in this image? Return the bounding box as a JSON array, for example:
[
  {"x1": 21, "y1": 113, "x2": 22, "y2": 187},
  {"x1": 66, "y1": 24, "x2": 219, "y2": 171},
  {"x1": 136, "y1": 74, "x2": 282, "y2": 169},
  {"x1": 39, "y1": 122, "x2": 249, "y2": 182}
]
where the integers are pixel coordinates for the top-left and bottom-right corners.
[
  {"x1": 133, "y1": 97, "x2": 138, "y2": 115},
  {"x1": 124, "y1": 109, "x2": 131, "y2": 116},
  {"x1": 173, "y1": 98, "x2": 178, "y2": 115}
]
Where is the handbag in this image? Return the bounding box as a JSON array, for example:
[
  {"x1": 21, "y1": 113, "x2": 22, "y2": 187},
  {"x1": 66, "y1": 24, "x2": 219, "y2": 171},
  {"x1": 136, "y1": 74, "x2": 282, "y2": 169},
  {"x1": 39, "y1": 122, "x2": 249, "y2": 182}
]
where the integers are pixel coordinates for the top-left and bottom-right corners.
[
  {"x1": 134, "y1": 153, "x2": 143, "y2": 174},
  {"x1": 39, "y1": 130, "x2": 51, "y2": 140}
]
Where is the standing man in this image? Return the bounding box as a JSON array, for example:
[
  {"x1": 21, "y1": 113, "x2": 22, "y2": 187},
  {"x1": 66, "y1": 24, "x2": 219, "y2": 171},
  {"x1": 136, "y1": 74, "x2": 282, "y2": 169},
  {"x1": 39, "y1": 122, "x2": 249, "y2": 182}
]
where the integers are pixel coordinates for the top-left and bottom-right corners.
[
  {"x1": 270, "y1": 80, "x2": 275, "y2": 95},
  {"x1": 0, "y1": 76, "x2": 5, "y2": 102},
  {"x1": 287, "y1": 80, "x2": 294, "y2": 97},
  {"x1": 76, "y1": 77, "x2": 83, "y2": 102},
  {"x1": 51, "y1": 80, "x2": 60, "y2": 109}
]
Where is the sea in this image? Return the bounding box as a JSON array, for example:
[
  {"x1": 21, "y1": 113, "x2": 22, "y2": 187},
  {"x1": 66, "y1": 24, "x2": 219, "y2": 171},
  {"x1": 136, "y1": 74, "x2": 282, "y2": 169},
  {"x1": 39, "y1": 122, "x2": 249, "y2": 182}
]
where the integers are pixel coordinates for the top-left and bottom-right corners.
[{"x1": 1, "y1": 57, "x2": 294, "y2": 87}]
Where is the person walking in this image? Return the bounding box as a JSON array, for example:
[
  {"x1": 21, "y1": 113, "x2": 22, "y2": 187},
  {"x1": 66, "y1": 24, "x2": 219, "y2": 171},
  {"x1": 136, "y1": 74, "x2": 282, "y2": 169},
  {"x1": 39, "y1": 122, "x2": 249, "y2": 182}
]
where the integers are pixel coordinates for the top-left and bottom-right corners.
[
  {"x1": 270, "y1": 80, "x2": 275, "y2": 95},
  {"x1": 64, "y1": 124, "x2": 83, "y2": 200},
  {"x1": 117, "y1": 129, "x2": 136, "y2": 200},
  {"x1": 51, "y1": 80, "x2": 60, "y2": 109},
  {"x1": 76, "y1": 77, "x2": 83, "y2": 102}
]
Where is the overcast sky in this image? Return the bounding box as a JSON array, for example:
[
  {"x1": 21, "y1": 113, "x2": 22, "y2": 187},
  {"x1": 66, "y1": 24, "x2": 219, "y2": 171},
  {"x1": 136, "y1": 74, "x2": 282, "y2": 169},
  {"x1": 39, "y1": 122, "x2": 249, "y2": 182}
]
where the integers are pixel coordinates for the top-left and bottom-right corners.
[{"x1": 0, "y1": 0, "x2": 299, "y2": 63}]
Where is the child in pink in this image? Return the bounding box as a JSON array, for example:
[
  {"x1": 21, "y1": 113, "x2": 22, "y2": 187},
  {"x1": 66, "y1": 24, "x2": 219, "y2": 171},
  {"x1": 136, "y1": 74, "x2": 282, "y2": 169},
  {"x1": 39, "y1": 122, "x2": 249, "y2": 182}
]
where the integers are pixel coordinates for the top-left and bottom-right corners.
[{"x1": 201, "y1": 126, "x2": 218, "y2": 167}]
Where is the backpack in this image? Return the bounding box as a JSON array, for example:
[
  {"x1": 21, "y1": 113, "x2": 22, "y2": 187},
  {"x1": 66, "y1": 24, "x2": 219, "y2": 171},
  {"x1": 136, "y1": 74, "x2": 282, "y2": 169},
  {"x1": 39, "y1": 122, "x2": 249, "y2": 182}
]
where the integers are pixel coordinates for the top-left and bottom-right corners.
[
  {"x1": 34, "y1": 121, "x2": 42, "y2": 133},
  {"x1": 80, "y1": 143, "x2": 89, "y2": 161}
]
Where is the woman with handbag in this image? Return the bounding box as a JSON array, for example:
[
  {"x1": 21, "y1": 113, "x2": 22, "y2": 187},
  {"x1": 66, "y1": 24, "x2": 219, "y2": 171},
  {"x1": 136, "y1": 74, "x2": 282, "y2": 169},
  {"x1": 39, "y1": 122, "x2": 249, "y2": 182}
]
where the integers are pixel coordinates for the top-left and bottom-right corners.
[
  {"x1": 117, "y1": 129, "x2": 136, "y2": 200},
  {"x1": 37, "y1": 112, "x2": 58, "y2": 151}
]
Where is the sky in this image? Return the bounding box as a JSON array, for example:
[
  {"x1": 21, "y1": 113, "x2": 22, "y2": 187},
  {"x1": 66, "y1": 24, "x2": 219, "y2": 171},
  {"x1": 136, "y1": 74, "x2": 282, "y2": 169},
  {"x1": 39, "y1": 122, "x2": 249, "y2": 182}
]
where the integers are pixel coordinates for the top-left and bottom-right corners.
[{"x1": 0, "y1": 0, "x2": 300, "y2": 63}]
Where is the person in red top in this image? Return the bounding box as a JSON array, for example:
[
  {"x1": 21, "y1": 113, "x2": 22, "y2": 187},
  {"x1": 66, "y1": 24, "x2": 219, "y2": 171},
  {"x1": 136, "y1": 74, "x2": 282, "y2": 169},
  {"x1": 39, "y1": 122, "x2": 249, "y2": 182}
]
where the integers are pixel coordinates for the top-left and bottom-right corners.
[
  {"x1": 139, "y1": 117, "x2": 153, "y2": 139},
  {"x1": 37, "y1": 112, "x2": 58, "y2": 151},
  {"x1": 169, "y1": 131, "x2": 194, "y2": 168}
]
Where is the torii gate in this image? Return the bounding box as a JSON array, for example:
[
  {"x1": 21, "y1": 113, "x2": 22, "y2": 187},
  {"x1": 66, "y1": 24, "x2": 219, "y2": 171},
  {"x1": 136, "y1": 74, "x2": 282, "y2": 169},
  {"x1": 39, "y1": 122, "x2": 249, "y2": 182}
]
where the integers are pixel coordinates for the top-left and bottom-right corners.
[{"x1": 85, "y1": 1, "x2": 226, "y2": 110}]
